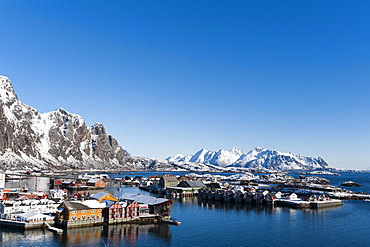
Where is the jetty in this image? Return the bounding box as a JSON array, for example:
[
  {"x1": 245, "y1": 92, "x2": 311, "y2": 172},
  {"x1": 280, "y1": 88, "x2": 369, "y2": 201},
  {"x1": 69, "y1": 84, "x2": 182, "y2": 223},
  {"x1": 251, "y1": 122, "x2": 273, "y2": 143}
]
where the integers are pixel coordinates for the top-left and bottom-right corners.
[{"x1": 0, "y1": 218, "x2": 54, "y2": 230}]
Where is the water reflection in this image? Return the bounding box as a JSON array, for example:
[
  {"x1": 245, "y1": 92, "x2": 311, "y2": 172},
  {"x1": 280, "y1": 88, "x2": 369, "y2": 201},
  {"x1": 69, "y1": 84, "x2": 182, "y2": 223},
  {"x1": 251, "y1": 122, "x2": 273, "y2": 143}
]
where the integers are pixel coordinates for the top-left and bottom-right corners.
[
  {"x1": 0, "y1": 227, "x2": 54, "y2": 246},
  {"x1": 54, "y1": 224, "x2": 171, "y2": 246},
  {"x1": 103, "y1": 224, "x2": 171, "y2": 246}
]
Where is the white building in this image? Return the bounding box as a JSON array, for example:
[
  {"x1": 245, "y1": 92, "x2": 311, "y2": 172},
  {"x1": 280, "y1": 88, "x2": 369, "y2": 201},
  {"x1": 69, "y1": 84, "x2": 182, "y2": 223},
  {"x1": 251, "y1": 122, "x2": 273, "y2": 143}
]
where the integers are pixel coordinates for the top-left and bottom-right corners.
[
  {"x1": 0, "y1": 199, "x2": 60, "y2": 215},
  {"x1": 16, "y1": 211, "x2": 54, "y2": 222}
]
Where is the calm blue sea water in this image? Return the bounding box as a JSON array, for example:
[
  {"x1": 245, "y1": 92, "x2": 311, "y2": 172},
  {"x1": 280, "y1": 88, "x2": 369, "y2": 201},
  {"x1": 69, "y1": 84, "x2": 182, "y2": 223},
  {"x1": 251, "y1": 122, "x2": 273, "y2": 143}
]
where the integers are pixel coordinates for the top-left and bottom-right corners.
[{"x1": 1, "y1": 172, "x2": 369, "y2": 246}]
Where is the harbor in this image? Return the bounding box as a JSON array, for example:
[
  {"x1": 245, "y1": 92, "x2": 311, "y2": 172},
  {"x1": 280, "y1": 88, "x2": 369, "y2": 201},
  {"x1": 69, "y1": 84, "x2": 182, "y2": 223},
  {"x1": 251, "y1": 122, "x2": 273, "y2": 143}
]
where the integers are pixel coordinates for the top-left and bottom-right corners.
[
  {"x1": 0, "y1": 172, "x2": 177, "y2": 232},
  {"x1": 0, "y1": 171, "x2": 370, "y2": 246},
  {"x1": 0, "y1": 170, "x2": 369, "y2": 239}
]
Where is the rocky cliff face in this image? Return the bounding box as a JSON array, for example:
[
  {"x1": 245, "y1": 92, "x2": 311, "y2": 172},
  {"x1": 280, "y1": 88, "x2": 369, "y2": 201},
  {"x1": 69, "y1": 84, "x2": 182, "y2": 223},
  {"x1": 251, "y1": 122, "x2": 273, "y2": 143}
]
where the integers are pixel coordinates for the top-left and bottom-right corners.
[{"x1": 0, "y1": 75, "x2": 133, "y2": 171}]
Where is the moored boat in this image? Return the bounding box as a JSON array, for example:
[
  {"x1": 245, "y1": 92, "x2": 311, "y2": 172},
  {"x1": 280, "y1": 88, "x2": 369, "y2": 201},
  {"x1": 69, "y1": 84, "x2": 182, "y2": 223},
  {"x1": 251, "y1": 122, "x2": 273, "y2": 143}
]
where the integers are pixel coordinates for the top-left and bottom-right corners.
[{"x1": 163, "y1": 219, "x2": 181, "y2": 226}]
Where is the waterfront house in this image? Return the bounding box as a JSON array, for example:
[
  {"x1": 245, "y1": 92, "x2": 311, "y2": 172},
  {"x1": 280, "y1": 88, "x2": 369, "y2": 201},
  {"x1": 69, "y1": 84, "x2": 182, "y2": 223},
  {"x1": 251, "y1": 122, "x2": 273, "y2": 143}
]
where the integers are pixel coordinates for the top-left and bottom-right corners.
[
  {"x1": 254, "y1": 192, "x2": 265, "y2": 204},
  {"x1": 104, "y1": 201, "x2": 124, "y2": 222},
  {"x1": 158, "y1": 175, "x2": 179, "y2": 189},
  {"x1": 120, "y1": 193, "x2": 172, "y2": 220},
  {"x1": 86, "y1": 179, "x2": 105, "y2": 188},
  {"x1": 122, "y1": 200, "x2": 140, "y2": 218},
  {"x1": 172, "y1": 180, "x2": 207, "y2": 197},
  {"x1": 55, "y1": 200, "x2": 105, "y2": 228},
  {"x1": 264, "y1": 192, "x2": 277, "y2": 205},
  {"x1": 103, "y1": 199, "x2": 141, "y2": 224},
  {"x1": 206, "y1": 183, "x2": 222, "y2": 190},
  {"x1": 234, "y1": 190, "x2": 245, "y2": 203},
  {"x1": 178, "y1": 180, "x2": 206, "y2": 189}
]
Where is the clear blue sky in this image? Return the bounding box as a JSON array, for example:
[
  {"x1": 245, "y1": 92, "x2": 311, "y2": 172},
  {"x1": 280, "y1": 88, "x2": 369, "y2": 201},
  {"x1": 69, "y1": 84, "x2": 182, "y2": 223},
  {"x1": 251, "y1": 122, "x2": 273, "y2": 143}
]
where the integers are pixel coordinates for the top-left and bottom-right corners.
[{"x1": 1, "y1": 1, "x2": 369, "y2": 169}]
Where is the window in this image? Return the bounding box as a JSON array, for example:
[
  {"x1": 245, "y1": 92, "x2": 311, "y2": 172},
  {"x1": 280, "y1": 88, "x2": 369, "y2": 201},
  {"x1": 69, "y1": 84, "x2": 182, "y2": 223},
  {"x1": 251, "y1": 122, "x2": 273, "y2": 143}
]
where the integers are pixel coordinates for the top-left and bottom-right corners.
[
  {"x1": 98, "y1": 209, "x2": 102, "y2": 212},
  {"x1": 72, "y1": 216, "x2": 76, "y2": 220},
  {"x1": 81, "y1": 210, "x2": 87, "y2": 213},
  {"x1": 91, "y1": 209, "x2": 96, "y2": 212},
  {"x1": 72, "y1": 211, "x2": 77, "y2": 214},
  {"x1": 91, "y1": 214, "x2": 95, "y2": 218},
  {"x1": 82, "y1": 215, "x2": 86, "y2": 220}
]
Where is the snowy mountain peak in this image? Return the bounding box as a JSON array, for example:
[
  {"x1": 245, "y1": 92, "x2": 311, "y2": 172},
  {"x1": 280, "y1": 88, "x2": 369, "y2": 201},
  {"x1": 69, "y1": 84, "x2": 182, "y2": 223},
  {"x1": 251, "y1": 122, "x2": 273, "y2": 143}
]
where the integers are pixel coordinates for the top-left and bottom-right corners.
[
  {"x1": 167, "y1": 147, "x2": 329, "y2": 171},
  {"x1": 56, "y1": 107, "x2": 68, "y2": 115},
  {"x1": 230, "y1": 147, "x2": 245, "y2": 155},
  {"x1": 0, "y1": 75, "x2": 18, "y2": 105},
  {"x1": 0, "y1": 76, "x2": 132, "y2": 171},
  {"x1": 253, "y1": 147, "x2": 267, "y2": 152}
]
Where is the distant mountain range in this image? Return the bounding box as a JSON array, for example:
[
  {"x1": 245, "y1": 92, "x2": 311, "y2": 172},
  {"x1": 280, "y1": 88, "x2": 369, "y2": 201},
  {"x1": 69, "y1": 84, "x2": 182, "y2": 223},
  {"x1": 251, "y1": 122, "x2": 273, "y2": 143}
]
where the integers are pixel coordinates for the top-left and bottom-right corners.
[
  {"x1": 0, "y1": 75, "x2": 330, "y2": 172},
  {"x1": 167, "y1": 147, "x2": 329, "y2": 171}
]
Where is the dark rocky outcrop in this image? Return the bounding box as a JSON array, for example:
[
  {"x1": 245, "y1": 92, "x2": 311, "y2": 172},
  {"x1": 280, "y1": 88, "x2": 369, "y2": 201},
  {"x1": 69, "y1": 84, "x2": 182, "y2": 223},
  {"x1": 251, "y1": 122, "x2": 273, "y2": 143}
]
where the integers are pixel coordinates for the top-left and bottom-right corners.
[
  {"x1": 341, "y1": 181, "x2": 362, "y2": 187},
  {"x1": 0, "y1": 75, "x2": 134, "y2": 171}
]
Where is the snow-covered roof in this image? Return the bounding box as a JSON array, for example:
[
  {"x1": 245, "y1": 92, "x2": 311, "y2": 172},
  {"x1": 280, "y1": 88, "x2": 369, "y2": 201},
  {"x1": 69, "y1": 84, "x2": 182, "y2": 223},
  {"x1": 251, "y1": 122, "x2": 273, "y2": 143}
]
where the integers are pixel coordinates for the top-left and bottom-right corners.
[
  {"x1": 87, "y1": 178, "x2": 101, "y2": 183},
  {"x1": 81, "y1": 199, "x2": 106, "y2": 208},
  {"x1": 17, "y1": 211, "x2": 54, "y2": 221},
  {"x1": 184, "y1": 180, "x2": 206, "y2": 188},
  {"x1": 91, "y1": 192, "x2": 109, "y2": 200},
  {"x1": 62, "y1": 200, "x2": 106, "y2": 210},
  {"x1": 120, "y1": 193, "x2": 171, "y2": 206}
]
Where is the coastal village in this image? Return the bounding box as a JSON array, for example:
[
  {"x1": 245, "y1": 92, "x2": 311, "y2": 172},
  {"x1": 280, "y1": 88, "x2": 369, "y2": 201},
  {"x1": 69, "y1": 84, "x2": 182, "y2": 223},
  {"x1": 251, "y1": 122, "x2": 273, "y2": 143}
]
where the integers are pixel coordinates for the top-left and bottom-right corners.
[{"x1": 0, "y1": 170, "x2": 369, "y2": 233}]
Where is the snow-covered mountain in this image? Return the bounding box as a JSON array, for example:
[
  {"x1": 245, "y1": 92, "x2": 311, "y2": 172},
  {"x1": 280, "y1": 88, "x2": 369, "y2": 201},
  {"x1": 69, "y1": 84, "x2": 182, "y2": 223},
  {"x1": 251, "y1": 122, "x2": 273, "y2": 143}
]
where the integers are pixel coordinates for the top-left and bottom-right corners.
[
  {"x1": 0, "y1": 75, "x2": 134, "y2": 171},
  {"x1": 167, "y1": 147, "x2": 329, "y2": 171},
  {"x1": 169, "y1": 147, "x2": 246, "y2": 167},
  {"x1": 0, "y1": 75, "x2": 330, "y2": 172}
]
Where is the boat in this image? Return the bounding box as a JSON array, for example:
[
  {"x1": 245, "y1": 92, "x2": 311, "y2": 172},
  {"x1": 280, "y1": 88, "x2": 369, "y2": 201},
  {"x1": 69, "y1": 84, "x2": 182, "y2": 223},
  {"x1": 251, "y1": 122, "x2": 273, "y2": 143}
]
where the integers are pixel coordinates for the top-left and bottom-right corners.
[{"x1": 163, "y1": 219, "x2": 181, "y2": 226}]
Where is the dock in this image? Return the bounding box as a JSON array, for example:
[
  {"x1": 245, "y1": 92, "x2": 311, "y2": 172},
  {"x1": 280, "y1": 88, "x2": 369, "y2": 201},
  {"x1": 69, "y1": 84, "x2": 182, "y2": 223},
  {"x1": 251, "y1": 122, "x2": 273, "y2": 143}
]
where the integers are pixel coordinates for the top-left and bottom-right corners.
[
  {"x1": 310, "y1": 199, "x2": 343, "y2": 208},
  {"x1": 274, "y1": 199, "x2": 311, "y2": 208},
  {"x1": 0, "y1": 218, "x2": 55, "y2": 230}
]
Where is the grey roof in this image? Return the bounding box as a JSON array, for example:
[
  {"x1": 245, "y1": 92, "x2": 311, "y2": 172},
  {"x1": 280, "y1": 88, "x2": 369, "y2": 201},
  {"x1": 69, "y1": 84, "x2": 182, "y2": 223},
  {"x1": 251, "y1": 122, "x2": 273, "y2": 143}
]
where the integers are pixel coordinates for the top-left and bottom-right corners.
[
  {"x1": 180, "y1": 180, "x2": 206, "y2": 188},
  {"x1": 187, "y1": 181, "x2": 206, "y2": 187},
  {"x1": 120, "y1": 193, "x2": 171, "y2": 206},
  {"x1": 62, "y1": 201, "x2": 90, "y2": 210}
]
